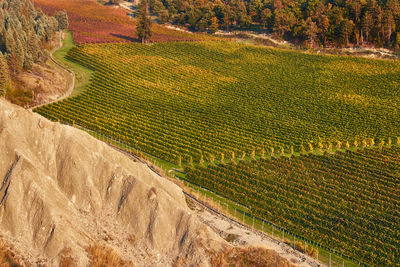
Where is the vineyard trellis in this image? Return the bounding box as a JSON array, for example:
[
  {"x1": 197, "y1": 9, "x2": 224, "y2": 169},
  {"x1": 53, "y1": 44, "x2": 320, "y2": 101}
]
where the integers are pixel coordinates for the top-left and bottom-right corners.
[
  {"x1": 60, "y1": 119, "x2": 368, "y2": 267},
  {"x1": 185, "y1": 147, "x2": 400, "y2": 266},
  {"x1": 33, "y1": 40, "x2": 400, "y2": 266},
  {"x1": 34, "y1": 41, "x2": 400, "y2": 166}
]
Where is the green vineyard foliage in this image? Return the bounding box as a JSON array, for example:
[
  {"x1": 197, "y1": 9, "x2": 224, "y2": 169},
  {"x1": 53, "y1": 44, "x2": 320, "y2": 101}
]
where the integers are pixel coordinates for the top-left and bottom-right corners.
[
  {"x1": 34, "y1": 41, "x2": 400, "y2": 164},
  {"x1": 185, "y1": 147, "x2": 400, "y2": 266}
]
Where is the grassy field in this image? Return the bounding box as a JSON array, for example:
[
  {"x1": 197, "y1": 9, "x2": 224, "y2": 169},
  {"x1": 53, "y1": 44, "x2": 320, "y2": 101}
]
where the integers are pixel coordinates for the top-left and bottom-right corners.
[
  {"x1": 52, "y1": 31, "x2": 93, "y2": 97},
  {"x1": 185, "y1": 146, "x2": 400, "y2": 266},
  {"x1": 35, "y1": 41, "x2": 400, "y2": 165}
]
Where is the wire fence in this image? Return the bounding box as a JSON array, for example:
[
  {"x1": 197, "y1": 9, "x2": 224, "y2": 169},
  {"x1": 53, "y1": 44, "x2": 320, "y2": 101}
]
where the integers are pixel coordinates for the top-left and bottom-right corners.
[{"x1": 60, "y1": 120, "x2": 369, "y2": 267}]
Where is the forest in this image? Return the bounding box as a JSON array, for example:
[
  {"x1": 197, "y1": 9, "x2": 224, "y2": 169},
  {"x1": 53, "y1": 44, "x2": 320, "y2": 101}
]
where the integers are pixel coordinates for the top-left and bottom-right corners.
[
  {"x1": 0, "y1": 0, "x2": 67, "y2": 97},
  {"x1": 148, "y1": 0, "x2": 400, "y2": 48}
]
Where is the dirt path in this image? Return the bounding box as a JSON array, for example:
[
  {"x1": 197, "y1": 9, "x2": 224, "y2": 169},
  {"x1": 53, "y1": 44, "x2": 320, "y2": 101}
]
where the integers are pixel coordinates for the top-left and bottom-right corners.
[
  {"x1": 29, "y1": 31, "x2": 75, "y2": 110},
  {"x1": 184, "y1": 193, "x2": 325, "y2": 267},
  {"x1": 119, "y1": 1, "x2": 136, "y2": 11},
  {"x1": 104, "y1": 142, "x2": 324, "y2": 267}
]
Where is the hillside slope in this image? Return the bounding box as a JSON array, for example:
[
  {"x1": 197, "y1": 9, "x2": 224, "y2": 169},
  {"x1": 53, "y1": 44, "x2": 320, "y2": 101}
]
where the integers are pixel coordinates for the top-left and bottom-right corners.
[
  {"x1": 0, "y1": 98, "x2": 302, "y2": 266},
  {"x1": 0, "y1": 98, "x2": 227, "y2": 266}
]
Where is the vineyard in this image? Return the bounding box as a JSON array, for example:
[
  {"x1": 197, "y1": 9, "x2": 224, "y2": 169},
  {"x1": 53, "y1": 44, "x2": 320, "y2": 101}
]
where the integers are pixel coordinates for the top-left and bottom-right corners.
[
  {"x1": 34, "y1": 41, "x2": 400, "y2": 165},
  {"x1": 185, "y1": 147, "x2": 400, "y2": 266},
  {"x1": 34, "y1": 0, "x2": 214, "y2": 44}
]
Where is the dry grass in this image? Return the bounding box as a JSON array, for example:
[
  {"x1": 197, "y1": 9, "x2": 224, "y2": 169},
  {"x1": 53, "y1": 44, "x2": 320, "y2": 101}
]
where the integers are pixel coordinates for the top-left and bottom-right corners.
[
  {"x1": 211, "y1": 247, "x2": 296, "y2": 267},
  {"x1": 284, "y1": 239, "x2": 318, "y2": 258},
  {"x1": 87, "y1": 244, "x2": 134, "y2": 267},
  {"x1": 59, "y1": 248, "x2": 77, "y2": 267},
  {"x1": 0, "y1": 241, "x2": 21, "y2": 267}
]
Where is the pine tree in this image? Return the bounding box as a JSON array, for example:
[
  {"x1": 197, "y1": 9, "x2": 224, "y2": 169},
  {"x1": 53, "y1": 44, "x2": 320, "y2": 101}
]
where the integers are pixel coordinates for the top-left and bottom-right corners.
[
  {"x1": 0, "y1": 53, "x2": 9, "y2": 96},
  {"x1": 55, "y1": 10, "x2": 69, "y2": 31},
  {"x1": 136, "y1": 3, "x2": 152, "y2": 43}
]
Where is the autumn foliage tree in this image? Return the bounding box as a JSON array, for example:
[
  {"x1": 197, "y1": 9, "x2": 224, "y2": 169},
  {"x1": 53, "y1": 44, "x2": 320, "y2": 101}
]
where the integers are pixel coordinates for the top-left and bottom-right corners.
[{"x1": 153, "y1": 0, "x2": 400, "y2": 49}]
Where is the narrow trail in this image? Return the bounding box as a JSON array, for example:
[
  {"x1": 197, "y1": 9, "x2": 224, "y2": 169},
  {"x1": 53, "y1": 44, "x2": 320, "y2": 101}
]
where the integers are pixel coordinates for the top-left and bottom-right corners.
[
  {"x1": 107, "y1": 142, "x2": 324, "y2": 267},
  {"x1": 29, "y1": 31, "x2": 75, "y2": 110}
]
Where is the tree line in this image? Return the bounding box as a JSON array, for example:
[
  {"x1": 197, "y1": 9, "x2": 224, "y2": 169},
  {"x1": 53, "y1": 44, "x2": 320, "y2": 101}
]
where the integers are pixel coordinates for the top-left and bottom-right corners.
[
  {"x1": 0, "y1": 0, "x2": 68, "y2": 97},
  {"x1": 147, "y1": 0, "x2": 400, "y2": 48}
]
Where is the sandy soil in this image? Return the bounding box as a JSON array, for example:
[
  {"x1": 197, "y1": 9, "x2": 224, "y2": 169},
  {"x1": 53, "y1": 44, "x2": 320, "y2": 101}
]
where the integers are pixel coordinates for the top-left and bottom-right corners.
[{"x1": 186, "y1": 197, "x2": 326, "y2": 267}]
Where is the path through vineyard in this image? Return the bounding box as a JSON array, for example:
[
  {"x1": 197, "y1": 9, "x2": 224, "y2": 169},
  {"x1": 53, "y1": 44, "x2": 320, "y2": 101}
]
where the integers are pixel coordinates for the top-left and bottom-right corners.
[{"x1": 29, "y1": 31, "x2": 76, "y2": 110}]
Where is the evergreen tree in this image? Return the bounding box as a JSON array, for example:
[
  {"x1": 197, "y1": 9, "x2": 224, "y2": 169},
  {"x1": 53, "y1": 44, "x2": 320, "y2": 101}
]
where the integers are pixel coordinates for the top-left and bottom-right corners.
[
  {"x1": 136, "y1": 3, "x2": 152, "y2": 43},
  {"x1": 56, "y1": 10, "x2": 69, "y2": 31},
  {"x1": 0, "y1": 53, "x2": 9, "y2": 96}
]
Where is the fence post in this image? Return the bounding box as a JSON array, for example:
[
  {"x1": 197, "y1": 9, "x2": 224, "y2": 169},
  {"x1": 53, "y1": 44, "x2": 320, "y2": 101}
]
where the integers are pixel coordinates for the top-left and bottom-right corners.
[
  {"x1": 252, "y1": 216, "x2": 254, "y2": 228},
  {"x1": 234, "y1": 207, "x2": 236, "y2": 217},
  {"x1": 262, "y1": 221, "x2": 264, "y2": 231},
  {"x1": 329, "y1": 253, "x2": 331, "y2": 267}
]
